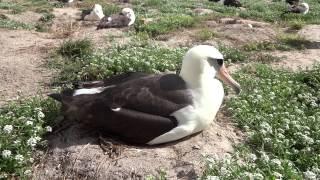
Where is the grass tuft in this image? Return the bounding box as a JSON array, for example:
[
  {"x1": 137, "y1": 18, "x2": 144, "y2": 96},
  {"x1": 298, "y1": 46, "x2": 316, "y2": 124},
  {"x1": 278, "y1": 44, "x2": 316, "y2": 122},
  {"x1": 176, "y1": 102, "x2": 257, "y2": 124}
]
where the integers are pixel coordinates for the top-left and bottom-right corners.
[
  {"x1": 0, "y1": 18, "x2": 33, "y2": 30},
  {"x1": 57, "y1": 39, "x2": 93, "y2": 60},
  {"x1": 219, "y1": 45, "x2": 249, "y2": 63},
  {"x1": 194, "y1": 28, "x2": 216, "y2": 41},
  {"x1": 135, "y1": 14, "x2": 197, "y2": 37}
]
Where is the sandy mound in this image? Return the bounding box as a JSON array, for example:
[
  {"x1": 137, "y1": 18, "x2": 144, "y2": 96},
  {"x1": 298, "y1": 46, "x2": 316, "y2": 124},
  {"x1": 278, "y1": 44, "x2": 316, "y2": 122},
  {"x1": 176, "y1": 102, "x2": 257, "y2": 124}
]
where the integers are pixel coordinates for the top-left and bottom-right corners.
[
  {"x1": 271, "y1": 49, "x2": 320, "y2": 71},
  {"x1": 33, "y1": 111, "x2": 243, "y2": 179},
  {"x1": 156, "y1": 18, "x2": 276, "y2": 48},
  {"x1": 0, "y1": 29, "x2": 58, "y2": 105},
  {"x1": 298, "y1": 25, "x2": 320, "y2": 42},
  {"x1": 5, "y1": 11, "x2": 42, "y2": 25}
]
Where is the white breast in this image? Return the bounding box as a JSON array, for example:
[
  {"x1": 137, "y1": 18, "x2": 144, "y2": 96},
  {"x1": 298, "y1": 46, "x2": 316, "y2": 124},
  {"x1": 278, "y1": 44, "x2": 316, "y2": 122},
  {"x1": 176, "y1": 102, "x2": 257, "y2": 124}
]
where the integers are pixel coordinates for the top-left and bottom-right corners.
[
  {"x1": 178, "y1": 79, "x2": 224, "y2": 131},
  {"x1": 147, "y1": 79, "x2": 224, "y2": 145}
]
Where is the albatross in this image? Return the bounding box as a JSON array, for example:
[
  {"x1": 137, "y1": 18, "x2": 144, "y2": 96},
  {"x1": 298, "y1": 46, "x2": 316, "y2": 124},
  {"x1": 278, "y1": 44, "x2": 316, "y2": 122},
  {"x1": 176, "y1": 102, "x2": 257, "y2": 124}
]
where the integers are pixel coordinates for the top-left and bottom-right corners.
[
  {"x1": 97, "y1": 8, "x2": 135, "y2": 30},
  {"x1": 209, "y1": 0, "x2": 242, "y2": 7},
  {"x1": 49, "y1": 45, "x2": 241, "y2": 145},
  {"x1": 283, "y1": 2, "x2": 309, "y2": 15}
]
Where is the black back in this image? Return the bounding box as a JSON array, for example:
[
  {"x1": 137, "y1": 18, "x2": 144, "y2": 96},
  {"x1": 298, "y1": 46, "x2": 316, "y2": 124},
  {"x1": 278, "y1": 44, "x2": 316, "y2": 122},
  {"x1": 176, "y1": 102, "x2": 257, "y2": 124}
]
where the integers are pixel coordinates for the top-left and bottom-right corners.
[
  {"x1": 51, "y1": 73, "x2": 193, "y2": 144},
  {"x1": 97, "y1": 13, "x2": 131, "y2": 30}
]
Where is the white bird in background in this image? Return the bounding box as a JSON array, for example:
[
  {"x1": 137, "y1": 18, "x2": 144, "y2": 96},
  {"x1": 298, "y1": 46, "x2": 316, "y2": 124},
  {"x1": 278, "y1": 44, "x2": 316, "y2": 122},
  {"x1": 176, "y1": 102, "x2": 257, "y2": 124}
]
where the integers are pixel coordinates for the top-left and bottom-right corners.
[
  {"x1": 283, "y1": 2, "x2": 309, "y2": 15},
  {"x1": 97, "y1": 8, "x2": 135, "y2": 30}
]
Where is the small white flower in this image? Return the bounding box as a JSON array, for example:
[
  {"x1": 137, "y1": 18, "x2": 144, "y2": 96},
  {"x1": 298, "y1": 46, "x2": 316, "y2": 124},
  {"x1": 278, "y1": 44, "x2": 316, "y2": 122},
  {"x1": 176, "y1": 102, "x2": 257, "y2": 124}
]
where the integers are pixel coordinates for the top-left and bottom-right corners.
[
  {"x1": 14, "y1": 140, "x2": 21, "y2": 144},
  {"x1": 248, "y1": 153, "x2": 257, "y2": 162},
  {"x1": 220, "y1": 167, "x2": 229, "y2": 176},
  {"x1": 261, "y1": 152, "x2": 270, "y2": 162},
  {"x1": 271, "y1": 159, "x2": 282, "y2": 167},
  {"x1": 29, "y1": 157, "x2": 34, "y2": 163},
  {"x1": 264, "y1": 138, "x2": 272, "y2": 143},
  {"x1": 26, "y1": 121, "x2": 33, "y2": 126},
  {"x1": 27, "y1": 137, "x2": 38, "y2": 147},
  {"x1": 34, "y1": 107, "x2": 42, "y2": 112},
  {"x1": 45, "y1": 126, "x2": 52, "y2": 132},
  {"x1": 253, "y1": 173, "x2": 264, "y2": 180},
  {"x1": 304, "y1": 170, "x2": 317, "y2": 180},
  {"x1": 206, "y1": 176, "x2": 220, "y2": 180},
  {"x1": 273, "y1": 171, "x2": 283, "y2": 179},
  {"x1": 260, "y1": 122, "x2": 272, "y2": 133},
  {"x1": 35, "y1": 136, "x2": 41, "y2": 141},
  {"x1": 3, "y1": 125, "x2": 13, "y2": 134},
  {"x1": 15, "y1": 154, "x2": 24, "y2": 163},
  {"x1": 243, "y1": 172, "x2": 253, "y2": 178},
  {"x1": 278, "y1": 133, "x2": 285, "y2": 139},
  {"x1": 37, "y1": 111, "x2": 45, "y2": 119},
  {"x1": 2, "y1": 150, "x2": 12, "y2": 158},
  {"x1": 24, "y1": 170, "x2": 32, "y2": 176}
]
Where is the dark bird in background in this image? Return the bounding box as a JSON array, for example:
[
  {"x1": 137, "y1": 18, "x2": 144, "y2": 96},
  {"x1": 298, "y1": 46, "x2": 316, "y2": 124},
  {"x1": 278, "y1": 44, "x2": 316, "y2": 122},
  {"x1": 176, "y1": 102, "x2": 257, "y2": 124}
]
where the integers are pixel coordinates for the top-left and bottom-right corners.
[
  {"x1": 282, "y1": 2, "x2": 309, "y2": 15},
  {"x1": 97, "y1": 8, "x2": 135, "y2": 30},
  {"x1": 286, "y1": 0, "x2": 300, "y2": 6},
  {"x1": 209, "y1": 0, "x2": 242, "y2": 7}
]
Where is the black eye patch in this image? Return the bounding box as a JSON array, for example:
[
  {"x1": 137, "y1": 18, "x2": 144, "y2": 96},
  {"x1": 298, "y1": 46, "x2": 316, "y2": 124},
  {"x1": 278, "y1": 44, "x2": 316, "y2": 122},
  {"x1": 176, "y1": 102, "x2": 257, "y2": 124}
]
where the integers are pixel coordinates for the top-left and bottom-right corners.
[
  {"x1": 208, "y1": 57, "x2": 224, "y2": 66},
  {"x1": 216, "y1": 59, "x2": 224, "y2": 66}
]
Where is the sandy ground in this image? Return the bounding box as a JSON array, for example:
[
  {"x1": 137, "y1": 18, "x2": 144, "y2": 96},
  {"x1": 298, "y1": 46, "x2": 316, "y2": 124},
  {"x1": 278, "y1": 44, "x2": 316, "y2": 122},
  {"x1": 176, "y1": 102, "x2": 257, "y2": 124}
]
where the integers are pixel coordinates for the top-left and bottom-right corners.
[{"x1": 0, "y1": 30, "x2": 57, "y2": 106}]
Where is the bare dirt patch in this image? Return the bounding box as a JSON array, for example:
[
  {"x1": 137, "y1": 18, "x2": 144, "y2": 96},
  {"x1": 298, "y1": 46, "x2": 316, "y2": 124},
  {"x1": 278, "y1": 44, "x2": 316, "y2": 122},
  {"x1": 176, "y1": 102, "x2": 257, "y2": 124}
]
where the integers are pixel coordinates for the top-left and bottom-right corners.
[
  {"x1": 298, "y1": 25, "x2": 320, "y2": 42},
  {"x1": 5, "y1": 11, "x2": 42, "y2": 25},
  {"x1": 0, "y1": 29, "x2": 59, "y2": 106},
  {"x1": 156, "y1": 18, "x2": 276, "y2": 48},
  {"x1": 51, "y1": 7, "x2": 131, "y2": 49},
  {"x1": 33, "y1": 110, "x2": 243, "y2": 179},
  {"x1": 271, "y1": 49, "x2": 320, "y2": 71}
]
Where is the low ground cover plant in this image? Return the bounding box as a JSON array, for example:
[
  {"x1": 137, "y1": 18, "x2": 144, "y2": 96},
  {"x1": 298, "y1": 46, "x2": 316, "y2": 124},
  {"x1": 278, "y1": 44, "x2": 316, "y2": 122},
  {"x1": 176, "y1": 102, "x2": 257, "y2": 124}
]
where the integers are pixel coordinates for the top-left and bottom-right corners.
[{"x1": 203, "y1": 64, "x2": 320, "y2": 179}]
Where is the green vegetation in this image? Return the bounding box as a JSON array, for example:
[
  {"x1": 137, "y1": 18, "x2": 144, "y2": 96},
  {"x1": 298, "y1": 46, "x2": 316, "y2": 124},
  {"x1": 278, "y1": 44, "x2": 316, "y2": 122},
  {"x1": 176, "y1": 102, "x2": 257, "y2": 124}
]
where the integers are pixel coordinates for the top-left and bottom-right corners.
[
  {"x1": 202, "y1": 64, "x2": 320, "y2": 179},
  {"x1": 54, "y1": 40, "x2": 187, "y2": 82},
  {"x1": 219, "y1": 45, "x2": 249, "y2": 63},
  {"x1": 194, "y1": 28, "x2": 217, "y2": 41},
  {"x1": 0, "y1": 0, "x2": 63, "y2": 14},
  {"x1": 0, "y1": 18, "x2": 33, "y2": 30},
  {"x1": 57, "y1": 39, "x2": 94, "y2": 60},
  {"x1": 135, "y1": 14, "x2": 197, "y2": 37},
  {"x1": 1, "y1": 0, "x2": 320, "y2": 179},
  {"x1": 288, "y1": 20, "x2": 306, "y2": 30},
  {"x1": 244, "y1": 34, "x2": 310, "y2": 51},
  {"x1": 0, "y1": 98, "x2": 60, "y2": 179}
]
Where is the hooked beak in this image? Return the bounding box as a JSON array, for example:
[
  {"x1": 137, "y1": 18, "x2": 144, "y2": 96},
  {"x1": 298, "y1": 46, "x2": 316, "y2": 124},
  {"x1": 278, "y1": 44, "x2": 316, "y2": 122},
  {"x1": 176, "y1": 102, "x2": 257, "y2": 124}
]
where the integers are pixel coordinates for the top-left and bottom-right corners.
[{"x1": 216, "y1": 65, "x2": 241, "y2": 94}]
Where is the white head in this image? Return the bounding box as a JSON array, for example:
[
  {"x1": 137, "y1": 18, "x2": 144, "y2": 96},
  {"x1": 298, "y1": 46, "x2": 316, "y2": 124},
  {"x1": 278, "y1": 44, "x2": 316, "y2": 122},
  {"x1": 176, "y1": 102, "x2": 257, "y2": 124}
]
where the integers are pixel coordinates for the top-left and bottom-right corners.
[
  {"x1": 180, "y1": 45, "x2": 240, "y2": 93},
  {"x1": 93, "y1": 4, "x2": 105, "y2": 19},
  {"x1": 301, "y1": 3, "x2": 309, "y2": 15},
  {"x1": 122, "y1": 8, "x2": 135, "y2": 26}
]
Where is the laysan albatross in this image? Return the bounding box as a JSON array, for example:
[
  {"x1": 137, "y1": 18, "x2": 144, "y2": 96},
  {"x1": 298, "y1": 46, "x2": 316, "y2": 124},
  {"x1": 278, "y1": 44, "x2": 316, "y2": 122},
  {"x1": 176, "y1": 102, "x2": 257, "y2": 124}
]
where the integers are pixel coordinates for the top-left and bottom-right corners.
[
  {"x1": 96, "y1": 8, "x2": 135, "y2": 30},
  {"x1": 49, "y1": 45, "x2": 241, "y2": 145}
]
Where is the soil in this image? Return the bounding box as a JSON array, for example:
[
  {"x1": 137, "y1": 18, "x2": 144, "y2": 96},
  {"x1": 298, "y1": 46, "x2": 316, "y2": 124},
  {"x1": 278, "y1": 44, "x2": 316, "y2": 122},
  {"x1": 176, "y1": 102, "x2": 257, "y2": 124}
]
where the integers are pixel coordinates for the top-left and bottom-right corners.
[
  {"x1": 32, "y1": 111, "x2": 243, "y2": 179},
  {"x1": 0, "y1": 4, "x2": 319, "y2": 179},
  {"x1": 0, "y1": 29, "x2": 57, "y2": 106}
]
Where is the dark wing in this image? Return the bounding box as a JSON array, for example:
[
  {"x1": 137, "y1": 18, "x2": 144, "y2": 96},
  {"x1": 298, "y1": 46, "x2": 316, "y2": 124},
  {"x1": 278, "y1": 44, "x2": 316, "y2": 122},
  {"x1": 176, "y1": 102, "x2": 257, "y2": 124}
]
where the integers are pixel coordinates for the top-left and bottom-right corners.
[
  {"x1": 75, "y1": 72, "x2": 149, "y2": 88},
  {"x1": 224, "y1": 0, "x2": 242, "y2": 7},
  {"x1": 50, "y1": 74, "x2": 193, "y2": 144},
  {"x1": 289, "y1": 5, "x2": 304, "y2": 13},
  {"x1": 97, "y1": 13, "x2": 130, "y2": 29},
  {"x1": 286, "y1": 0, "x2": 299, "y2": 5}
]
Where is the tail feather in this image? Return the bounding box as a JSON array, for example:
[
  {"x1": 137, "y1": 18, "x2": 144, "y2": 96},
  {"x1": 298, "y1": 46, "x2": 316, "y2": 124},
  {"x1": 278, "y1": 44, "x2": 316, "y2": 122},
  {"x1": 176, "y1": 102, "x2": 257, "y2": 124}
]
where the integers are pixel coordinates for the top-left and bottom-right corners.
[
  {"x1": 48, "y1": 88, "x2": 74, "y2": 102},
  {"x1": 48, "y1": 93, "x2": 62, "y2": 102}
]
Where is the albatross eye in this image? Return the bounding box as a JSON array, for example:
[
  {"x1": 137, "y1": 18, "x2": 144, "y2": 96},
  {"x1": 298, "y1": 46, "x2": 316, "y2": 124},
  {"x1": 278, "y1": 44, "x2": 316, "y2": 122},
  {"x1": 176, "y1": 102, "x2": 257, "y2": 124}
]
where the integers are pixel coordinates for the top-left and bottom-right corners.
[
  {"x1": 217, "y1": 59, "x2": 224, "y2": 66},
  {"x1": 207, "y1": 57, "x2": 224, "y2": 67}
]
